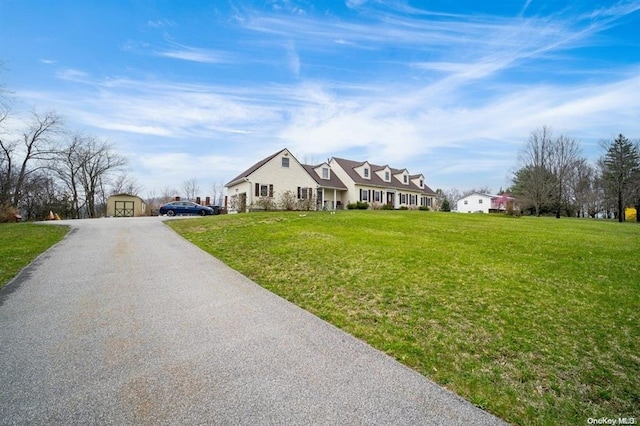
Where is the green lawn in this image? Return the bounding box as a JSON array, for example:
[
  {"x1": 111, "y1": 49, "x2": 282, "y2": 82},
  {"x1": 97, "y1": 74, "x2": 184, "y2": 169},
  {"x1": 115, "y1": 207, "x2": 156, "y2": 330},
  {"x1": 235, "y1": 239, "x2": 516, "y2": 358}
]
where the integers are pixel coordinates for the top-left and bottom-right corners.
[
  {"x1": 169, "y1": 211, "x2": 640, "y2": 425},
  {"x1": 0, "y1": 223, "x2": 68, "y2": 289}
]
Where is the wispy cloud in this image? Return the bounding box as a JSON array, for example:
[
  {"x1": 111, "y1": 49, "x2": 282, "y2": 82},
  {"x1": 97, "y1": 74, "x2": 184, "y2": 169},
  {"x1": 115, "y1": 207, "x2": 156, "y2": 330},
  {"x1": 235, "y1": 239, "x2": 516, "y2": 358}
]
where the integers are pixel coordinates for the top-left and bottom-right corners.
[
  {"x1": 155, "y1": 45, "x2": 231, "y2": 64},
  {"x1": 286, "y1": 41, "x2": 301, "y2": 77},
  {"x1": 56, "y1": 68, "x2": 90, "y2": 81},
  {"x1": 147, "y1": 19, "x2": 175, "y2": 28},
  {"x1": 7, "y1": 1, "x2": 639, "y2": 192}
]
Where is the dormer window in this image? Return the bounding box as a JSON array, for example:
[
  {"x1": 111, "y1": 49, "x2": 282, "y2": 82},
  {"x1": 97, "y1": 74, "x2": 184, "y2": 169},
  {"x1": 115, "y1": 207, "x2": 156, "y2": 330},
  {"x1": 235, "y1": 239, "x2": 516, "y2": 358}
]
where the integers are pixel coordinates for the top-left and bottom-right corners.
[
  {"x1": 364, "y1": 168, "x2": 369, "y2": 178},
  {"x1": 322, "y1": 167, "x2": 329, "y2": 179},
  {"x1": 419, "y1": 179, "x2": 423, "y2": 187},
  {"x1": 403, "y1": 175, "x2": 408, "y2": 184},
  {"x1": 385, "y1": 171, "x2": 390, "y2": 181}
]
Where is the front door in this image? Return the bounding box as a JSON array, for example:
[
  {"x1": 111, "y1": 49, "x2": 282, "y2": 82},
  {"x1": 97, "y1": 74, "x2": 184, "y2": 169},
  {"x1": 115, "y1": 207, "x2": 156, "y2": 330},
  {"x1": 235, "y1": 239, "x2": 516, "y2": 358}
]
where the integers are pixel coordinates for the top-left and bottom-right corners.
[{"x1": 386, "y1": 192, "x2": 395, "y2": 208}]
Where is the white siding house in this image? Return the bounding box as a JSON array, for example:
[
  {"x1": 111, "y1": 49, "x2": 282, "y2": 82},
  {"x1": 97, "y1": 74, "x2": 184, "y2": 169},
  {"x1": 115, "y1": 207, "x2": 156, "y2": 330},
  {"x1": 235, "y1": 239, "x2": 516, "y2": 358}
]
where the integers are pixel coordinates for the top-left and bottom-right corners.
[
  {"x1": 225, "y1": 149, "x2": 321, "y2": 212},
  {"x1": 225, "y1": 148, "x2": 436, "y2": 212},
  {"x1": 457, "y1": 193, "x2": 506, "y2": 213}
]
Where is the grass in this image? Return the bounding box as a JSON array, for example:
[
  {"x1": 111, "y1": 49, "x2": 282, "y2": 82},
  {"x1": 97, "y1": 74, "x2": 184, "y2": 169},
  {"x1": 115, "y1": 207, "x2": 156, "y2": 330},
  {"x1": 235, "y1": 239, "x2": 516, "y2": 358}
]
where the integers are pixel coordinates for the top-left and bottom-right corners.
[
  {"x1": 169, "y1": 211, "x2": 640, "y2": 425},
  {"x1": 0, "y1": 223, "x2": 68, "y2": 289}
]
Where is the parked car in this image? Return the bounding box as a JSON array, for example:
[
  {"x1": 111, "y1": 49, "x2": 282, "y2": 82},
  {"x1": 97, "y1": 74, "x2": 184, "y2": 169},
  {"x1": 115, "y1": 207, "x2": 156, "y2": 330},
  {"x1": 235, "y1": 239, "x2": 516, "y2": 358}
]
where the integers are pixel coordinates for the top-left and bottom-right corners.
[
  {"x1": 206, "y1": 205, "x2": 223, "y2": 215},
  {"x1": 159, "y1": 201, "x2": 214, "y2": 216}
]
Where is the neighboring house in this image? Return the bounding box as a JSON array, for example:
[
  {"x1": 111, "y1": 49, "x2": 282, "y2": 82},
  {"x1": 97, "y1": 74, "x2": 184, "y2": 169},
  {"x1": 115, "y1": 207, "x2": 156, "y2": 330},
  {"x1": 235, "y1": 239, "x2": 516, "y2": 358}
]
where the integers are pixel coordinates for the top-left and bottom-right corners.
[
  {"x1": 225, "y1": 148, "x2": 436, "y2": 212},
  {"x1": 456, "y1": 192, "x2": 513, "y2": 213},
  {"x1": 106, "y1": 193, "x2": 147, "y2": 217}
]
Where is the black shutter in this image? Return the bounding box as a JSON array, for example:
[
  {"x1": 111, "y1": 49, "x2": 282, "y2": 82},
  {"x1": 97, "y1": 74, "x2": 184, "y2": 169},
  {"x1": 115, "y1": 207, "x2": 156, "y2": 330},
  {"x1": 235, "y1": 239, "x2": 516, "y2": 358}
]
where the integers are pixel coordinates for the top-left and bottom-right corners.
[
  {"x1": 269, "y1": 184, "x2": 274, "y2": 197},
  {"x1": 255, "y1": 183, "x2": 260, "y2": 196}
]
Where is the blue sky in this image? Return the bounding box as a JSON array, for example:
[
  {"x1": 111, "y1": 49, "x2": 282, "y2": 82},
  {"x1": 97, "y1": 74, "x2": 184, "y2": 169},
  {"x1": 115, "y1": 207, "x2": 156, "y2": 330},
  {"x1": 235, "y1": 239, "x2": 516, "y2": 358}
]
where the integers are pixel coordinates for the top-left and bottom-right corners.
[{"x1": 1, "y1": 0, "x2": 639, "y2": 195}]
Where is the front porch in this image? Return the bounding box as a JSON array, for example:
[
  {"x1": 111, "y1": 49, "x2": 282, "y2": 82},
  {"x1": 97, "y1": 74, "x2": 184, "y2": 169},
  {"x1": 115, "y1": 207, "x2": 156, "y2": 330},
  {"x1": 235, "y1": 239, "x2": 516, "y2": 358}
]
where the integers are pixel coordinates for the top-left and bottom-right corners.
[{"x1": 316, "y1": 187, "x2": 348, "y2": 210}]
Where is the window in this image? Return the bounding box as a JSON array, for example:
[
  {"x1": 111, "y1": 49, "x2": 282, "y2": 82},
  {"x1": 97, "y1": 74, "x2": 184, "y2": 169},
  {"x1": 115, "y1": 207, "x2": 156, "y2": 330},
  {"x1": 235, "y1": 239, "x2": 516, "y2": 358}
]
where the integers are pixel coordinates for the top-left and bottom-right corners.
[
  {"x1": 464, "y1": 200, "x2": 468, "y2": 205},
  {"x1": 298, "y1": 187, "x2": 312, "y2": 199},
  {"x1": 364, "y1": 168, "x2": 369, "y2": 178},
  {"x1": 255, "y1": 183, "x2": 274, "y2": 197},
  {"x1": 360, "y1": 189, "x2": 369, "y2": 201},
  {"x1": 374, "y1": 191, "x2": 381, "y2": 202},
  {"x1": 385, "y1": 171, "x2": 390, "y2": 181},
  {"x1": 322, "y1": 167, "x2": 329, "y2": 179},
  {"x1": 282, "y1": 157, "x2": 289, "y2": 167},
  {"x1": 479, "y1": 199, "x2": 483, "y2": 204},
  {"x1": 419, "y1": 179, "x2": 423, "y2": 187},
  {"x1": 403, "y1": 175, "x2": 408, "y2": 184}
]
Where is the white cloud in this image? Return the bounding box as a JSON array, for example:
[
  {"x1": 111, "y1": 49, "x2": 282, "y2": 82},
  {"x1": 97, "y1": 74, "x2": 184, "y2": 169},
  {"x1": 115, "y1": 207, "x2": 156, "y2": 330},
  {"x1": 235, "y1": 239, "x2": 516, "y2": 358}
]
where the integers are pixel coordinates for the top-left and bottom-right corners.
[
  {"x1": 345, "y1": 0, "x2": 368, "y2": 8},
  {"x1": 155, "y1": 46, "x2": 230, "y2": 64},
  {"x1": 7, "y1": 1, "x2": 639, "y2": 193},
  {"x1": 147, "y1": 19, "x2": 175, "y2": 28},
  {"x1": 286, "y1": 42, "x2": 301, "y2": 77}
]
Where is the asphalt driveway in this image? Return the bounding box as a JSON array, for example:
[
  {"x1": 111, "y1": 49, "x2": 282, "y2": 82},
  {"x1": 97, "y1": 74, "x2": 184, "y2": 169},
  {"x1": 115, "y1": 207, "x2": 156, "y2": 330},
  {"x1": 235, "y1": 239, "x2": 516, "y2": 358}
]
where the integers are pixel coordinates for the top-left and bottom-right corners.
[{"x1": 0, "y1": 217, "x2": 506, "y2": 425}]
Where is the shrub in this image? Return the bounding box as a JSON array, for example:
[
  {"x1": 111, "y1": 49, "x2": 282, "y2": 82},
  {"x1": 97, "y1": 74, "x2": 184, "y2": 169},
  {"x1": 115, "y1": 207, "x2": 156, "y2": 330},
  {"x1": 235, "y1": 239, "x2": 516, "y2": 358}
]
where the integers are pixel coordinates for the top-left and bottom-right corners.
[
  {"x1": 0, "y1": 205, "x2": 20, "y2": 223},
  {"x1": 399, "y1": 206, "x2": 409, "y2": 210},
  {"x1": 298, "y1": 195, "x2": 317, "y2": 211},
  {"x1": 382, "y1": 203, "x2": 393, "y2": 210},
  {"x1": 252, "y1": 196, "x2": 276, "y2": 211},
  {"x1": 347, "y1": 201, "x2": 369, "y2": 210},
  {"x1": 419, "y1": 206, "x2": 430, "y2": 211},
  {"x1": 278, "y1": 190, "x2": 298, "y2": 211}
]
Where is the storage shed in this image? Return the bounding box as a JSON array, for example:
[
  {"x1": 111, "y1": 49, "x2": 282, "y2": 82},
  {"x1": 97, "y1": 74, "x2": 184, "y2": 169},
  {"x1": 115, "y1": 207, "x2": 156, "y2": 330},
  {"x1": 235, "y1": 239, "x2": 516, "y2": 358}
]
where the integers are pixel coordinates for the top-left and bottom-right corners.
[{"x1": 106, "y1": 193, "x2": 147, "y2": 217}]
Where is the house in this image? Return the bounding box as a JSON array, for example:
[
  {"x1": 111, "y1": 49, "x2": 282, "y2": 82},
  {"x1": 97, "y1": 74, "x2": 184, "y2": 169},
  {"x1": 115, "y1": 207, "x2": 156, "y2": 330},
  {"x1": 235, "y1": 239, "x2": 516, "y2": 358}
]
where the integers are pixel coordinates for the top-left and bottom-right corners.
[
  {"x1": 456, "y1": 192, "x2": 513, "y2": 213},
  {"x1": 225, "y1": 148, "x2": 436, "y2": 212},
  {"x1": 106, "y1": 193, "x2": 147, "y2": 217},
  {"x1": 329, "y1": 158, "x2": 435, "y2": 209}
]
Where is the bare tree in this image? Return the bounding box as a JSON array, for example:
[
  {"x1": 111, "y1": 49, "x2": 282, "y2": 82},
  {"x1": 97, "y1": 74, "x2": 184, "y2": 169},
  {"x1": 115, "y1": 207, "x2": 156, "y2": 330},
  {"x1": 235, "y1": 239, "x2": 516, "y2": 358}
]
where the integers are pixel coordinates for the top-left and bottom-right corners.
[
  {"x1": 210, "y1": 181, "x2": 225, "y2": 206},
  {"x1": 0, "y1": 136, "x2": 16, "y2": 208},
  {"x1": 567, "y1": 159, "x2": 597, "y2": 217},
  {"x1": 461, "y1": 186, "x2": 492, "y2": 197},
  {"x1": 52, "y1": 134, "x2": 84, "y2": 218},
  {"x1": 548, "y1": 135, "x2": 583, "y2": 218},
  {"x1": 160, "y1": 186, "x2": 178, "y2": 203},
  {"x1": 110, "y1": 172, "x2": 142, "y2": 196},
  {"x1": 442, "y1": 188, "x2": 463, "y2": 211},
  {"x1": 514, "y1": 126, "x2": 555, "y2": 216},
  {"x1": 77, "y1": 137, "x2": 127, "y2": 218},
  {"x1": 0, "y1": 111, "x2": 63, "y2": 208},
  {"x1": 182, "y1": 178, "x2": 200, "y2": 201}
]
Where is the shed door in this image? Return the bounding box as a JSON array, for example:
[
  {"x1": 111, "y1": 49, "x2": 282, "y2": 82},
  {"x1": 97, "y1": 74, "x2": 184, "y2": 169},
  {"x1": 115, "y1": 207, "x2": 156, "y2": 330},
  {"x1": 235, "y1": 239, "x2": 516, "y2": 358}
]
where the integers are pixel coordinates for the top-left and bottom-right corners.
[{"x1": 114, "y1": 201, "x2": 135, "y2": 217}]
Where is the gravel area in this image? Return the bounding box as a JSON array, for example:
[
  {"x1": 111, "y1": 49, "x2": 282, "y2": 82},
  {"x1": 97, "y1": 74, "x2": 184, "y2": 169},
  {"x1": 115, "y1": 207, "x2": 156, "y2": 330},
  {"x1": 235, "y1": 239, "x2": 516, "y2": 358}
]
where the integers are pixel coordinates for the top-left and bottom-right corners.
[{"x1": 0, "y1": 216, "x2": 506, "y2": 425}]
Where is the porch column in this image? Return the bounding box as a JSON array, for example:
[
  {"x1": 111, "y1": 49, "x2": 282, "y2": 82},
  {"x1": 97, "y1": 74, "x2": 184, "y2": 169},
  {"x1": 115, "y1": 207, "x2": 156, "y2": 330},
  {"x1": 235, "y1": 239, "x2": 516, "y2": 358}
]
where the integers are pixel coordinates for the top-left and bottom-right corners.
[{"x1": 333, "y1": 189, "x2": 337, "y2": 210}]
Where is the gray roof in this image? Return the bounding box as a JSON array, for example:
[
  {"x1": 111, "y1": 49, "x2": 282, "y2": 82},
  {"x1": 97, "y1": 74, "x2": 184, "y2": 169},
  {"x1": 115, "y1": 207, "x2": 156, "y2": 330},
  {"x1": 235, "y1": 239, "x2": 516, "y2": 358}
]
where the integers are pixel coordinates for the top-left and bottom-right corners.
[
  {"x1": 302, "y1": 165, "x2": 348, "y2": 190},
  {"x1": 226, "y1": 149, "x2": 435, "y2": 196},
  {"x1": 225, "y1": 149, "x2": 286, "y2": 187},
  {"x1": 331, "y1": 157, "x2": 436, "y2": 195}
]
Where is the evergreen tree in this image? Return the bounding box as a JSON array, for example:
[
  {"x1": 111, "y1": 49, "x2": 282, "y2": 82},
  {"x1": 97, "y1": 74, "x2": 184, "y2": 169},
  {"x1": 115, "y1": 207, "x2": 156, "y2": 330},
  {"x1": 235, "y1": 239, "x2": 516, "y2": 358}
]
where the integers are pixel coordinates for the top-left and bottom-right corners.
[{"x1": 600, "y1": 134, "x2": 640, "y2": 222}]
